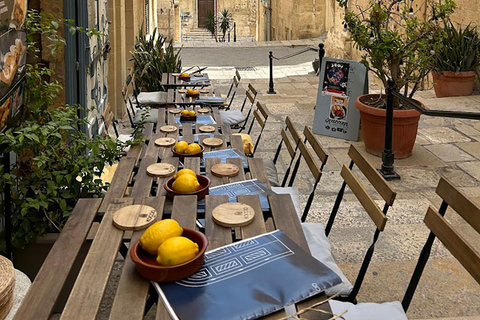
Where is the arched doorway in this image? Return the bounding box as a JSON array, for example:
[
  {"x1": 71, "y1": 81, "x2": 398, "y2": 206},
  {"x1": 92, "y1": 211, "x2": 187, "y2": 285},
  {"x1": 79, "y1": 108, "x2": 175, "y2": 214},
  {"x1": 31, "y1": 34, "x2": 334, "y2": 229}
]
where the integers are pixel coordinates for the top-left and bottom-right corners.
[{"x1": 197, "y1": 0, "x2": 214, "y2": 28}]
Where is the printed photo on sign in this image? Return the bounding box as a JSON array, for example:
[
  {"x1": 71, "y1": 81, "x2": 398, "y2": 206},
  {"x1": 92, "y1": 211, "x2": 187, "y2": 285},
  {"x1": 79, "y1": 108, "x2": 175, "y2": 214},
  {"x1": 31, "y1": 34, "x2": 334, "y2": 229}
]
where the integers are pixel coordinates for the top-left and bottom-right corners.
[
  {"x1": 0, "y1": 96, "x2": 12, "y2": 131},
  {"x1": 322, "y1": 61, "x2": 349, "y2": 95},
  {"x1": 329, "y1": 96, "x2": 348, "y2": 121},
  {"x1": 0, "y1": 30, "x2": 27, "y2": 97},
  {"x1": 0, "y1": 0, "x2": 27, "y2": 30},
  {"x1": 11, "y1": 81, "x2": 24, "y2": 115}
]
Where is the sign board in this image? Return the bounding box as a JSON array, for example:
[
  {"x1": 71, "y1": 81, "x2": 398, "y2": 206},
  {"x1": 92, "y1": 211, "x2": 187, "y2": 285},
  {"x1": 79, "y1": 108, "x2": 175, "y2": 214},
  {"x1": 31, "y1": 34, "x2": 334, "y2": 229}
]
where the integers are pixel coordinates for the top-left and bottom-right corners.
[{"x1": 312, "y1": 58, "x2": 367, "y2": 141}]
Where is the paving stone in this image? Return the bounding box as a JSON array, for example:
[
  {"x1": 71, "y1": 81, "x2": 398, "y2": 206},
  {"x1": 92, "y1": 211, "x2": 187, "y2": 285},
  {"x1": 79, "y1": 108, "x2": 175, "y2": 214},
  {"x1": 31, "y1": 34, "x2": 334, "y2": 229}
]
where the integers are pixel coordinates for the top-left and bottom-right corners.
[
  {"x1": 457, "y1": 161, "x2": 480, "y2": 181},
  {"x1": 425, "y1": 144, "x2": 475, "y2": 162},
  {"x1": 435, "y1": 166, "x2": 479, "y2": 187},
  {"x1": 420, "y1": 127, "x2": 471, "y2": 144},
  {"x1": 456, "y1": 142, "x2": 480, "y2": 159},
  {"x1": 455, "y1": 124, "x2": 480, "y2": 139}
]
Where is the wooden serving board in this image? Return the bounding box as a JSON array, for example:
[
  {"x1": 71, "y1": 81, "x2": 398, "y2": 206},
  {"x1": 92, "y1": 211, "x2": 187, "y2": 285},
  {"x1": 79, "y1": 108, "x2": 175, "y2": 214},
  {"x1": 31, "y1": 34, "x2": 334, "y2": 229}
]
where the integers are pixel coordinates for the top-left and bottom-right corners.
[
  {"x1": 199, "y1": 125, "x2": 215, "y2": 133},
  {"x1": 113, "y1": 205, "x2": 157, "y2": 231},
  {"x1": 146, "y1": 163, "x2": 176, "y2": 177},
  {"x1": 197, "y1": 108, "x2": 210, "y2": 114},
  {"x1": 169, "y1": 108, "x2": 182, "y2": 114},
  {"x1": 203, "y1": 137, "x2": 223, "y2": 147},
  {"x1": 212, "y1": 202, "x2": 255, "y2": 227},
  {"x1": 160, "y1": 125, "x2": 178, "y2": 133},
  {"x1": 211, "y1": 163, "x2": 239, "y2": 177},
  {"x1": 154, "y1": 137, "x2": 176, "y2": 147}
]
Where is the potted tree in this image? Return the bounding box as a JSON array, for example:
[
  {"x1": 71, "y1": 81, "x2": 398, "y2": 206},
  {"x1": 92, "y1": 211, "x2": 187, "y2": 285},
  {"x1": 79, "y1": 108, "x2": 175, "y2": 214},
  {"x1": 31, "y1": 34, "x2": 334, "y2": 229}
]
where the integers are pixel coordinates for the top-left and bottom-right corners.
[
  {"x1": 218, "y1": 9, "x2": 233, "y2": 42},
  {"x1": 431, "y1": 21, "x2": 480, "y2": 97},
  {"x1": 338, "y1": 0, "x2": 455, "y2": 158}
]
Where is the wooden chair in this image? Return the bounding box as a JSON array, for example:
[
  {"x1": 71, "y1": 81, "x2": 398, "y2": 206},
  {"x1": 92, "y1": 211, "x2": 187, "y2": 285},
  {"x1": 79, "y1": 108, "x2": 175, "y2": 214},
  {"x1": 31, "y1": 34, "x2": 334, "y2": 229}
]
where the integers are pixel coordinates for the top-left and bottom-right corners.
[
  {"x1": 220, "y1": 75, "x2": 240, "y2": 109},
  {"x1": 246, "y1": 101, "x2": 269, "y2": 155},
  {"x1": 327, "y1": 177, "x2": 480, "y2": 319},
  {"x1": 122, "y1": 84, "x2": 158, "y2": 128},
  {"x1": 262, "y1": 116, "x2": 302, "y2": 187},
  {"x1": 303, "y1": 144, "x2": 396, "y2": 300},
  {"x1": 220, "y1": 83, "x2": 257, "y2": 130}
]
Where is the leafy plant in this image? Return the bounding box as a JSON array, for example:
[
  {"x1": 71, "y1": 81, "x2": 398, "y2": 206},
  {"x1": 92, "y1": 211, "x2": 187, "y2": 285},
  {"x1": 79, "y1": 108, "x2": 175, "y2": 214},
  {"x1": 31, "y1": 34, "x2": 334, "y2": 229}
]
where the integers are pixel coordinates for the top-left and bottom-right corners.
[
  {"x1": 128, "y1": 27, "x2": 182, "y2": 93},
  {"x1": 339, "y1": 0, "x2": 456, "y2": 102},
  {"x1": 0, "y1": 10, "x2": 124, "y2": 249},
  {"x1": 432, "y1": 21, "x2": 480, "y2": 73},
  {"x1": 219, "y1": 9, "x2": 233, "y2": 42},
  {"x1": 204, "y1": 11, "x2": 218, "y2": 42}
]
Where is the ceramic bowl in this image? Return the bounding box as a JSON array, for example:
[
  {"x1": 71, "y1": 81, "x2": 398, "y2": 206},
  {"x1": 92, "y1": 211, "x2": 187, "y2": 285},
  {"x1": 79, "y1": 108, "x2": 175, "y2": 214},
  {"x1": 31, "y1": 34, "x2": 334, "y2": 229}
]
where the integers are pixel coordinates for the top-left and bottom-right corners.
[
  {"x1": 164, "y1": 174, "x2": 210, "y2": 200},
  {"x1": 171, "y1": 144, "x2": 204, "y2": 162},
  {"x1": 130, "y1": 228, "x2": 208, "y2": 282}
]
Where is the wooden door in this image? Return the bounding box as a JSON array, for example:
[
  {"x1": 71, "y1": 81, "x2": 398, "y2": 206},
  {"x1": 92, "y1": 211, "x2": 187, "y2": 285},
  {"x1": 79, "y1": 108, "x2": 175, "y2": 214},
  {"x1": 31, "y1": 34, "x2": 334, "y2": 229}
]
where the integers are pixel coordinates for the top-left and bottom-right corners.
[{"x1": 198, "y1": 0, "x2": 214, "y2": 28}]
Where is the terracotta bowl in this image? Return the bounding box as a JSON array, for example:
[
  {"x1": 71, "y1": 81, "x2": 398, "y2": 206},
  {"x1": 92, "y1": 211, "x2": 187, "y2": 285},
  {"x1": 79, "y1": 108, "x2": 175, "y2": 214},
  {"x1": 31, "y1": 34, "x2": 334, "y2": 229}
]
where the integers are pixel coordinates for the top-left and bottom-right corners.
[
  {"x1": 164, "y1": 174, "x2": 211, "y2": 200},
  {"x1": 186, "y1": 93, "x2": 200, "y2": 98},
  {"x1": 179, "y1": 76, "x2": 190, "y2": 81},
  {"x1": 130, "y1": 228, "x2": 208, "y2": 282},
  {"x1": 180, "y1": 115, "x2": 197, "y2": 122},
  {"x1": 171, "y1": 144, "x2": 204, "y2": 162}
]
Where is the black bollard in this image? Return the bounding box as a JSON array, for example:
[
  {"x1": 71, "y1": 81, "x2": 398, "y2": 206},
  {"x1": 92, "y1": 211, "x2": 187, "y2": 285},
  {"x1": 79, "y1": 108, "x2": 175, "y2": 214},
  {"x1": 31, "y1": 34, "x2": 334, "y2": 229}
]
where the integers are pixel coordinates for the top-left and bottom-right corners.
[
  {"x1": 267, "y1": 51, "x2": 276, "y2": 94},
  {"x1": 379, "y1": 79, "x2": 400, "y2": 180},
  {"x1": 319, "y1": 43, "x2": 325, "y2": 67},
  {"x1": 233, "y1": 22, "x2": 236, "y2": 42}
]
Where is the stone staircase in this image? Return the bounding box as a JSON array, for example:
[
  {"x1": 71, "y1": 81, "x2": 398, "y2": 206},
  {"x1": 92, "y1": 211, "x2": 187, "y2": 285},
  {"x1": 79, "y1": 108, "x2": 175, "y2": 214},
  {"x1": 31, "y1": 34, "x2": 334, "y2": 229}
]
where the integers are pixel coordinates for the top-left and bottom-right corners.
[{"x1": 181, "y1": 28, "x2": 215, "y2": 42}]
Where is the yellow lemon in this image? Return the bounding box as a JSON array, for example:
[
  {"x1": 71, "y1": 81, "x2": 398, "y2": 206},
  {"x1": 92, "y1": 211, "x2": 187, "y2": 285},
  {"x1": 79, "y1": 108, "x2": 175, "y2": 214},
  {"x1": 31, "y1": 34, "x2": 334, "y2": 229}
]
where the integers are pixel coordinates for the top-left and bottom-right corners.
[
  {"x1": 188, "y1": 110, "x2": 196, "y2": 116},
  {"x1": 172, "y1": 174, "x2": 200, "y2": 193},
  {"x1": 181, "y1": 109, "x2": 189, "y2": 116},
  {"x1": 173, "y1": 168, "x2": 197, "y2": 180},
  {"x1": 156, "y1": 236, "x2": 199, "y2": 266},
  {"x1": 139, "y1": 219, "x2": 183, "y2": 255},
  {"x1": 185, "y1": 143, "x2": 201, "y2": 155},
  {"x1": 187, "y1": 88, "x2": 195, "y2": 95},
  {"x1": 174, "y1": 141, "x2": 188, "y2": 153},
  {"x1": 180, "y1": 72, "x2": 189, "y2": 78}
]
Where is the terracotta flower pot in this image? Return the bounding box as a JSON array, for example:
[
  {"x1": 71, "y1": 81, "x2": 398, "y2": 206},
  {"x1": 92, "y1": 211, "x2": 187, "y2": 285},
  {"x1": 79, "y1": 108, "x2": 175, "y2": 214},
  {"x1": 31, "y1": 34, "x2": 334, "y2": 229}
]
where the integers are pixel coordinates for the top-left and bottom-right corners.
[
  {"x1": 355, "y1": 94, "x2": 422, "y2": 159},
  {"x1": 432, "y1": 71, "x2": 476, "y2": 98}
]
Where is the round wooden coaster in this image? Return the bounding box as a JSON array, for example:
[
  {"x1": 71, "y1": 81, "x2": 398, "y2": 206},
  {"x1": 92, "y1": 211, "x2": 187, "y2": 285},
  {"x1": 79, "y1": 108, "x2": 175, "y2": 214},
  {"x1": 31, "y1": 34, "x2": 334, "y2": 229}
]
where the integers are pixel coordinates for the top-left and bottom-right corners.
[
  {"x1": 212, "y1": 203, "x2": 255, "y2": 227},
  {"x1": 199, "y1": 125, "x2": 215, "y2": 133},
  {"x1": 169, "y1": 108, "x2": 182, "y2": 114},
  {"x1": 160, "y1": 125, "x2": 177, "y2": 133},
  {"x1": 199, "y1": 89, "x2": 210, "y2": 94},
  {"x1": 211, "y1": 163, "x2": 239, "y2": 177},
  {"x1": 155, "y1": 137, "x2": 176, "y2": 147},
  {"x1": 197, "y1": 108, "x2": 210, "y2": 114},
  {"x1": 113, "y1": 205, "x2": 157, "y2": 231},
  {"x1": 178, "y1": 89, "x2": 187, "y2": 93},
  {"x1": 203, "y1": 137, "x2": 223, "y2": 147},
  {"x1": 146, "y1": 163, "x2": 175, "y2": 177}
]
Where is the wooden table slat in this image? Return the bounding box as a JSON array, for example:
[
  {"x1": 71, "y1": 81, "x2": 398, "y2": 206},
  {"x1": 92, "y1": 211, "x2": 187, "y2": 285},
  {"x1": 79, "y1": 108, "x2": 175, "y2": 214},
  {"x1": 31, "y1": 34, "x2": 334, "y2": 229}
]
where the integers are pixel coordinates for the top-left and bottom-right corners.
[
  {"x1": 237, "y1": 195, "x2": 266, "y2": 239},
  {"x1": 248, "y1": 158, "x2": 271, "y2": 187},
  {"x1": 227, "y1": 158, "x2": 246, "y2": 183},
  {"x1": 60, "y1": 198, "x2": 135, "y2": 320},
  {"x1": 171, "y1": 195, "x2": 198, "y2": 229},
  {"x1": 13, "y1": 198, "x2": 102, "y2": 320},
  {"x1": 157, "y1": 108, "x2": 166, "y2": 127},
  {"x1": 183, "y1": 157, "x2": 201, "y2": 174},
  {"x1": 205, "y1": 158, "x2": 225, "y2": 187},
  {"x1": 230, "y1": 134, "x2": 244, "y2": 152},
  {"x1": 108, "y1": 197, "x2": 166, "y2": 320},
  {"x1": 205, "y1": 195, "x2": 231, "y2": 249}
]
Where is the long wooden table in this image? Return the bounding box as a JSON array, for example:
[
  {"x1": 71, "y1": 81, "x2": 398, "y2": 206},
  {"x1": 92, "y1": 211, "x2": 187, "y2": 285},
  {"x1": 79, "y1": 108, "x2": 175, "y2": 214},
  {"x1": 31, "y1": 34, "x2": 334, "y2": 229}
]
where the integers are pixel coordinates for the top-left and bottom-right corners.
[
  {"x1": 14, "y1": 107, "x2": 333, "y2": 320},
  {"x1": 161, "y1": 73, "x2": 211, "y2": 89}
]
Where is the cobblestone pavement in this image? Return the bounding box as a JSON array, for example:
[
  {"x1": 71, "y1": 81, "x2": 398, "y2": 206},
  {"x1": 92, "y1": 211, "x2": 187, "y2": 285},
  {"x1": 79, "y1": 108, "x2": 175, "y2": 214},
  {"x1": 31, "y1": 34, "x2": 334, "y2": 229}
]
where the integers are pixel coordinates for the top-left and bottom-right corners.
[{"x1": 53, "y1": 42, "x2": 480, "y2": 320}]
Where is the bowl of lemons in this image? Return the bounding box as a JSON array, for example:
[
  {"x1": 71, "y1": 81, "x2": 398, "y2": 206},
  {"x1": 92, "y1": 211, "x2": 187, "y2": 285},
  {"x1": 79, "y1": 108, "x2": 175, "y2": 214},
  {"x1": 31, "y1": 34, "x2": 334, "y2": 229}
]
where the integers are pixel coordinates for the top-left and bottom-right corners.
[
  {"x1": 164, "y1": 168, "x2": 211, "y2": 200},
  {"x1": 178, "y1": 72, "x2": 190, "y2": 81},
  {"x1": 130, "y1": 219, "x2": 208, "y2": 282},
  {"x1": 171, "y1": 141, "x2": 204, "y2": 162},
  {"x1": 180, "y1": 109, "x2": 196, "y2": 121},
  {"x1": 186, "y1": 88, "x2": 199, "y2": 98}
]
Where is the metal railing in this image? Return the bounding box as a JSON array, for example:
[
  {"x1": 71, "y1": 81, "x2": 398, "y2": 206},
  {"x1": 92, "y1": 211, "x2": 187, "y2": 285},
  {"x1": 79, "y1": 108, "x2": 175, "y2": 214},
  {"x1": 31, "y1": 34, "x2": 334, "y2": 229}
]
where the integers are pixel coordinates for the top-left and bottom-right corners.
[
  {"x1": 380, "y1": 79, "x2": 480, "y2": 180},
  {"x1": 268, "y1": 43, "x2": 325, "y2": 94}
]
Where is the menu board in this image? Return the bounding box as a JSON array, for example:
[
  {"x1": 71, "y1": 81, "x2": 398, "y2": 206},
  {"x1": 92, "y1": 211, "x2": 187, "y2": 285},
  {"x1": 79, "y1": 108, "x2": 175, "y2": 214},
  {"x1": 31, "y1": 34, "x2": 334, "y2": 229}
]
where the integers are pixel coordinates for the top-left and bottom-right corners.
[
  {"x1": 313, "y1": 58, "x2": 367, "y2": 141},
  {"x1": 0, "y1": 0, "x2": 27, "y2": 132}
]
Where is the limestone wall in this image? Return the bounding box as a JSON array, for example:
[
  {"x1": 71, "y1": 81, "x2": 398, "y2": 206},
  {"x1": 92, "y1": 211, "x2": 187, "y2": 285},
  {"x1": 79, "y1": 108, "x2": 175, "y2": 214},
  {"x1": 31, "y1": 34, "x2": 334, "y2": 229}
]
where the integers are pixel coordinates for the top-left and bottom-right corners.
[
  {"x1": 270, "y1": 0, "x2": 326, "y2": 40},
  {"x1": 217, "y1": 0, "x2": 257, "y2": 40}
]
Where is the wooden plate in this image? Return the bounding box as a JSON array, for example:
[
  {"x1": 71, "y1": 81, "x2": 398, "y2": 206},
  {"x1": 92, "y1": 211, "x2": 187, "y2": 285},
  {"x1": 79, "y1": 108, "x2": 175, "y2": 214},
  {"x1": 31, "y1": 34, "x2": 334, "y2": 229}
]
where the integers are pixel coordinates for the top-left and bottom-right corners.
[
  {"x1": 169, "y1": 108, "x2": 182, "y2": 114},
  {"x1": 211, "y1": 163, "x2": 239, "y2": 177},
  {"x1": 199, "y1": 89, "x2": 210, "y2": 94},
  {"x1": 178, "y1": 89, "x2": 188, "y2": 93},
  {"x1": 199, "y1": 125, "x2": 215, "y2": 133},
  {"x1": 155, "y1": 137, "x2": 176, "y2": 147},
  {"x1": 193, "y1": 73, "x2": 203, "y2": 77},
  {"x1": 113, "y1": 205, "x2": 157, "y2": 231},
  {"x1": 203, "y1": 137, "x2": 223, "y2": 147},
  {"x1": 160, "y1": 125, "x2": 177, "y2": 133},
  {"x1": 146, "y1": 163, "x2": 175, "y2": 177},
  {"x1": 197, "y1": 108, "x2": 210, "y2": 114},
  {"x1": 212, "y1": 203, "x2": 255, "y2": 227}
]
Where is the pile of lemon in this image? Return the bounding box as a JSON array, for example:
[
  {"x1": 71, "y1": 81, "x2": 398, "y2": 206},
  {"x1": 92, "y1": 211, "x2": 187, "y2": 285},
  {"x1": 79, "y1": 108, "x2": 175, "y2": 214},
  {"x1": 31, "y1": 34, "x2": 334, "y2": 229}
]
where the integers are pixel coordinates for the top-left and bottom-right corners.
[
  {"x1": 174, "y1": 141, "x2": 201, "y2": 155},
  {"x1": 181, "y1": 109, "x2": 196, "y2": 117},
  {"x1": 171, "y1": 168, "x2": 201, "y2": 193},
  {"x1": 187, "y1": 88, "x2": 199, "y2": 96},
  {"x1": 179, "y1": 72, "x2": 190, "y2": 78},
  {"x1": 139, "y1": 219, "x2": 199, "y2": 266}
]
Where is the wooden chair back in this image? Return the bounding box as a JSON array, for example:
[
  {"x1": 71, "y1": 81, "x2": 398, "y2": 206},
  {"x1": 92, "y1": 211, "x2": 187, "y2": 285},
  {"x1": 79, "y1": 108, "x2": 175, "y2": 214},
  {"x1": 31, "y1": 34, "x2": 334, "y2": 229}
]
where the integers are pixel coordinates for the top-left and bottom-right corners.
[
  {"x1": 101, "y1": 103, "x2": 119, "y2": 138},
  {"x1": 272, "y1": 116, "x2": 302, "y2": 186},
  {"x1": 247, "y1": 101, "x2": 269, "y2": 154},
  {"x1": 401, "y1": 177, "x2": 480, "y2": 310},
  {"x1": 235, "y1": 69, "x2": 241, "y2": 81},
  {"x1": 323, "y1": 144, "x2": 396, "y2": 302},
  {"x1": 236, "y1": 84, "x2": 258, "y2": 132}
]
